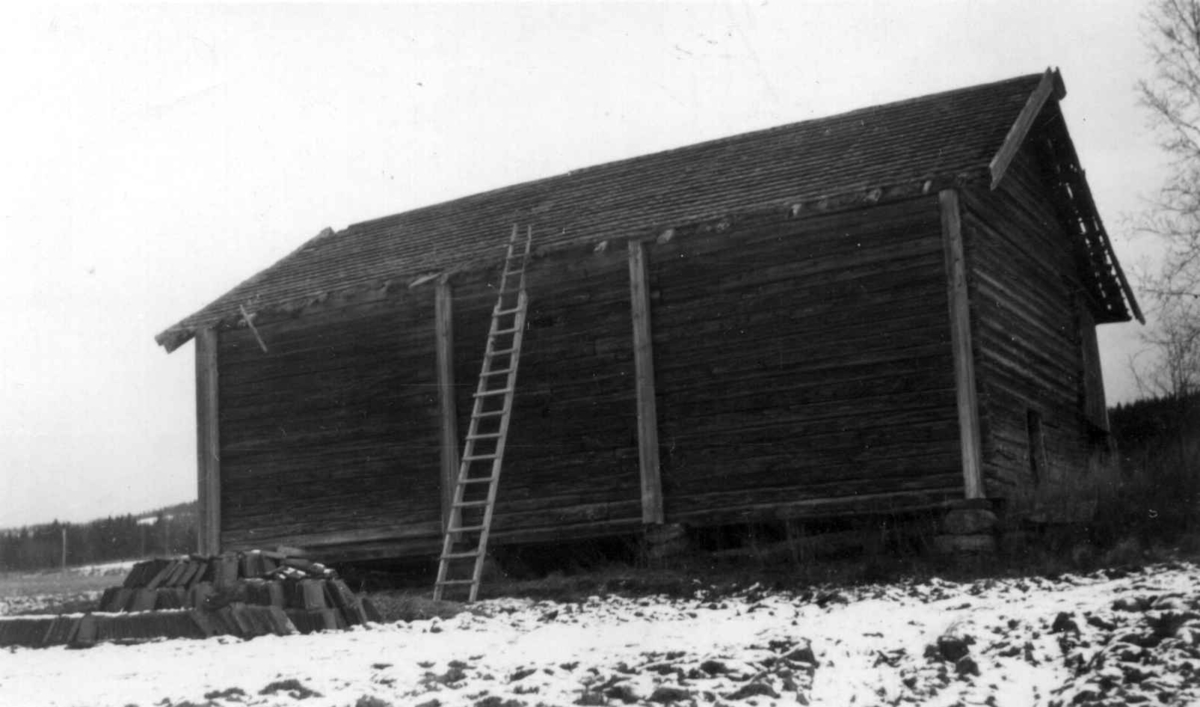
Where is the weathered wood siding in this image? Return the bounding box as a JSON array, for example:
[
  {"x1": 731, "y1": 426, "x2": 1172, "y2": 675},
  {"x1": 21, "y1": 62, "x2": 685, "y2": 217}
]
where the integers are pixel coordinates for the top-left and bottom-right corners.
[
  {"x1": 207, "y1": 195, "x2": 980, "y2": 560},
  {"x1": 962, "y1": 143, "x2": 1107, "y2": 515},
  {"x1": 647, "y1": 196, "x2": 963, "y2": 523},
  {"x1": 215, "y1": 293, "x2": 442, "y2": 555},
  {"x1": 451, "y1": 245, "x2": 645, "y2": 545}
]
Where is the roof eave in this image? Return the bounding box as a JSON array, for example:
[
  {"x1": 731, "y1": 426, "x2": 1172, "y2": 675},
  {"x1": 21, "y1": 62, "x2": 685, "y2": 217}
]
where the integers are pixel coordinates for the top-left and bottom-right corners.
[
  {"x1": 154, "y1": 226, "x2": 339, "y2": 353},
  {"x1": 154, "y1": 176, "x2": 984, "y2": 353}
]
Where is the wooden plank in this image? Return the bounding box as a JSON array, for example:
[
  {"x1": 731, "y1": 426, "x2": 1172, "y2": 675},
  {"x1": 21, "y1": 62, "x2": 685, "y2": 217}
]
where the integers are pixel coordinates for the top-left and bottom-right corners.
[
  {"x1": 669, "y1": 487, "x2": 961, "y2": 527},
  {"x1": 628, "y1": 240, "x2": 663, "y2": 524},
  {"x1": 195, "y1": 327, "x2": 221, "y2": 555},
  {"x1": 989, "y1": 68, "x2": 1064, "y2": 189},
  {"x1": 226, "y1": 522, "x2": 444, "y2": 550},
  {"x1": 940, "y1": 189, "x2": 984, "y2": 499},
  {"x1": 435, "y1": 279, "x2": 460, "y2": 529},
  {"x1": 1077, "y1": 298, "x2": 1108, "y2": 428}
]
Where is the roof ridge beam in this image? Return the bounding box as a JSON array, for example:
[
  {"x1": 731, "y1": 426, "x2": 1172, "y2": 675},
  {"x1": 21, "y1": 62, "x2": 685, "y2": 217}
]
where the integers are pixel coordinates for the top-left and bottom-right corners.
[{"x1": 989, "y1": 67, "x2": 1066, "y2": 190}]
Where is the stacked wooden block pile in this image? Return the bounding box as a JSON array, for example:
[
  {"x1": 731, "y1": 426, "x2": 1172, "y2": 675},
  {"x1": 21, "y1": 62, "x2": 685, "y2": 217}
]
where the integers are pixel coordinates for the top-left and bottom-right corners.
[{"x1": 0, "y1": 550, "x2": 381, "y2": 649}]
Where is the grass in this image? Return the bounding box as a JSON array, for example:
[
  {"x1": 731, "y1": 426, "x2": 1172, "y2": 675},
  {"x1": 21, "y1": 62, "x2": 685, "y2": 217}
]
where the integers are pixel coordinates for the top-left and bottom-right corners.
[
  {"x1": 5, "y1": 522, "x2": 1200, "y2": 621},
  {"x1": 0, "y1": 565, "x2": 131, "y2": 615},
  {"x1": 0, "y1": 569, "x2": 115, "y2": 600},
  {"x1": 368, "y1": 592, "x2": 481, "y2": 622}
]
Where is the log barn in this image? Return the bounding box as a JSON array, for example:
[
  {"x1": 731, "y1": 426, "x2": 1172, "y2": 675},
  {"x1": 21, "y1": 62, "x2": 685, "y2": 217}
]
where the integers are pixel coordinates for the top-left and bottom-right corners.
[{"x1": 157, "y1": 69, "x2": 1140, "y2": 561}]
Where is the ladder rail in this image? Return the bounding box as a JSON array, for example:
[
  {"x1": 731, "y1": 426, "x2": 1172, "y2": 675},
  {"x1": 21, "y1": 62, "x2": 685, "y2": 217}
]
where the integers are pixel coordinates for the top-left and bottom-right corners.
[
  {"x1": 435, "y1": 228, "x2": 517, "y2": 595},
  {"x1": 434, "y1": 225, "x2": 531, "y2": 602},
  {"x1": 469, "y1": 288, "x2": 527, "y2": 600}
]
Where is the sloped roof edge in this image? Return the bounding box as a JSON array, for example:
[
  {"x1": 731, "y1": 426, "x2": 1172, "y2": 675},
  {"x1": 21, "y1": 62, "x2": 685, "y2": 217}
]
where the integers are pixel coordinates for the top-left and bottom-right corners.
[
  {"x1": 157, "y1": 71, "x2": 1136, "y2": 353},
  {"x1": 989, "y1": 68, "x2": 1141, "y2": 325},
  {"x1": 152, "y1": 175, "x2": 979, "y2": 353}
]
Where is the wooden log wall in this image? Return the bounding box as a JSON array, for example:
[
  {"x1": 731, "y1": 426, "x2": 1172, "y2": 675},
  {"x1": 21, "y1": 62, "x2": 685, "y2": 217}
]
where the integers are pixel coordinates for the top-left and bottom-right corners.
[
  {"x1": 961, "y1": 141, "x2": 1106, "y2": 513},
  {"x1": 215, "y1": 292, "x2": 443, "y2": 555},
  {"x1": 648, "y1": 196, "x2": 964, "y2": 523},
  {"x1": 205, "y1": 194, "x2": 986, "y2": 560},
  {"x1": 450, "y1": 245, "x2": 645, "y2": 545}
]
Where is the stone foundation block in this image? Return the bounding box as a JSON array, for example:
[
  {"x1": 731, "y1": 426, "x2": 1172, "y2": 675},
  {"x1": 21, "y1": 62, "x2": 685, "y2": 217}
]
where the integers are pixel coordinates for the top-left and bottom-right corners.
[
  {"x1": 933, "y1": 534, "x2": 996, "y2": 554},
  {"x1": 942, "y1": 509, "x2": 998, "y2": 535}
]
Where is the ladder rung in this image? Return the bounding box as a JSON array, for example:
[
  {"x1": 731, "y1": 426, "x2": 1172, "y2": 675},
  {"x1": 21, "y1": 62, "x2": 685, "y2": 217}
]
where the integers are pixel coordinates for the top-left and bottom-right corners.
[{"x1": 437, "y1": 226, "x2": 531, "y2": 604}]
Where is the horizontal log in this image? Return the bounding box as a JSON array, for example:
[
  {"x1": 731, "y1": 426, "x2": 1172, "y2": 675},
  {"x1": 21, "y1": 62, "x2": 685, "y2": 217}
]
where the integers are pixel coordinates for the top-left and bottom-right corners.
[
  {"x1": 220, "y1": 410, "x2": 438, "y2": 450},
  {"x1": 647, "y1": 197, "x2": 939, "y2": 263},
  {"x1": 652, "y1": 292, "x2": 946, "y2": 359},
  {"x1": 488, "y1": 517, "x2": 646, "y2": 548},
  {"x1": 663, "y1": 448, "x2": 960, "y2": 495},
  {"x1": 221, "y1": 459, "x2": 441, "y2": 496},
  {"x1": 222, "y1": 503, "x2": 442, "y2": 537},
  {"x1": 220, "y1": 377, "x2": 439, "y2": 420},
  {"x1": 221, "y1": 306, "x2": 435, "y2": 365},
  {"x1": 220, "y1": 344, "x2": 437, "y2": 387},
  {"x1": 654, "y1": 240, "x2": 944, "y2": 303},
  {"x1": 227, "y1": 523, "x2": 443, "y2": 549},
  {"x1": 667, "y1": 487, "x2": 962, "y2": 526}
]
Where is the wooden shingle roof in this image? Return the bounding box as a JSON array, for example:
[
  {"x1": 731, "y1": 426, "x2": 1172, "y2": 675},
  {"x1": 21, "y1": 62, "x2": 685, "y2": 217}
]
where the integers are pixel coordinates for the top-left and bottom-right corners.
[{"x1": 156, "y1": 70, "x2": 1135, "y2": 352}]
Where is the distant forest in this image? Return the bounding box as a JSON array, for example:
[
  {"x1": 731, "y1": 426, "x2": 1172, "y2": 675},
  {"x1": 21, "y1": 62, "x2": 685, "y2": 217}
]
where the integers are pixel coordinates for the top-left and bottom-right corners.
[
  {"x1": 0, "y1": 501, "x2": 197, "y2": 572},
  {"x1": 1107, "y1": 393, "x2": 1199, "y2": 537}
]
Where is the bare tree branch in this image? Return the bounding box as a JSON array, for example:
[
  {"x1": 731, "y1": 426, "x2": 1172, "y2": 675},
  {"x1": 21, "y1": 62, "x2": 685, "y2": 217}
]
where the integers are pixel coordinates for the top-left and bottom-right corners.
[{"x1": 1136, "y1": 0, "x2": 1200, "y2": 397}]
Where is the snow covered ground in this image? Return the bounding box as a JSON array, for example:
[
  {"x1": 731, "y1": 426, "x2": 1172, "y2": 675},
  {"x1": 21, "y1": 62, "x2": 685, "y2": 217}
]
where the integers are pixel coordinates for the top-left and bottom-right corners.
[
  {"x1": 70, "y1": 560, "x2": 139, "y2": 578},
  {"x1": 1, "y1": 562, "x2": 1198, "y2": 707}
]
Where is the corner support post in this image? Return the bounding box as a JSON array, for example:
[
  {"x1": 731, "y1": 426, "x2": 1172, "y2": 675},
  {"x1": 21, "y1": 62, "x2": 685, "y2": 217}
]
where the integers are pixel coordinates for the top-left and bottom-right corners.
[
  {"x1": 195, "y1": 326, "x2": 222, "y2": 554},
  {"x1": 628, "y1": 240, "x2": 664, "y2": 523},
  {"x1": 435, "y1": 279, "x2": 460, "y2": 529},
  {"x1": 940, "y1": 190, "x2": 985, "y2": 499}
]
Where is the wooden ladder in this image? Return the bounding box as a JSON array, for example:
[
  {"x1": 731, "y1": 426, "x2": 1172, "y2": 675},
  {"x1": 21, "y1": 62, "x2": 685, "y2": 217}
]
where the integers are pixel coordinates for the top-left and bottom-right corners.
[{"x1": 433, "y1": 226, "x2": 532, "y2": 602}]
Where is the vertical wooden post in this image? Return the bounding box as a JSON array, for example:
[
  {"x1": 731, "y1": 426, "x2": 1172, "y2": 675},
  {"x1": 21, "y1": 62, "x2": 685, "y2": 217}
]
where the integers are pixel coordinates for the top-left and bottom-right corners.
[
  {"x1": 435, "y1": 279, "x2": 460, "y2": 529},
  {"x1": 195, "y1": 326, "x2": 222, "y2": 554},
  {"x1": 939, "y1": 190, "x2": 984, "y2": 499},
  {"x1": 1076, "y1": 299, "x2": 1108, "y2": 429},
  {"x1": 628, "y1": 240, "x2": 664, "y2": 523}
]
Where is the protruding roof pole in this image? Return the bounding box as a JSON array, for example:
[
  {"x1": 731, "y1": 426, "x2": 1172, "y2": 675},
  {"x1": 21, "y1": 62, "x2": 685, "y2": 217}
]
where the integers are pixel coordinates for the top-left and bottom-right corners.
[{"x1": 989, "y1": 67, "x2": 1067, "y2": 190}]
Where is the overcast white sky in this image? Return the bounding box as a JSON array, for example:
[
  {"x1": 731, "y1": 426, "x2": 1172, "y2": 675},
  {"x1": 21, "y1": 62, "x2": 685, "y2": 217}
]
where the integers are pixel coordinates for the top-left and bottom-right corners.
[{"x1": 0, "y1": 1, "x2": 1172, "y2": 528}]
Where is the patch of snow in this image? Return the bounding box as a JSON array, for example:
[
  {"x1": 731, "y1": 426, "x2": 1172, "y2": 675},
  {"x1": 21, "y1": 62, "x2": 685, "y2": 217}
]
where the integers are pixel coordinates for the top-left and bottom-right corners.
[
  {"x1": 71, "y1": 561, "x2": 138, "y2": 578},
  {"x1": 0, "y1": 562, "x2": 1197, "y2": 707}
]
